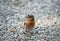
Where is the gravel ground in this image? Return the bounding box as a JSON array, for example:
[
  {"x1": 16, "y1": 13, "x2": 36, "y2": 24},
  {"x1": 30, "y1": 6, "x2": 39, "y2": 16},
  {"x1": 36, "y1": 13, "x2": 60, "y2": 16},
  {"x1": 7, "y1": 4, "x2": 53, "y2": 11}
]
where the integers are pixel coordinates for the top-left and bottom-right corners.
[{"x1": 0, "y1": 0, "x2": 60, "y2": 41}]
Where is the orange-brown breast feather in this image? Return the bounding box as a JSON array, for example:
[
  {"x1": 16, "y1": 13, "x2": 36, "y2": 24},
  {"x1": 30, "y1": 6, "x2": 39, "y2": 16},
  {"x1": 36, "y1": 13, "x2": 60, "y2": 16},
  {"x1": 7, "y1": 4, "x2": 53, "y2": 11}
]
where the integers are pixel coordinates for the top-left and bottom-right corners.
[{"x1": 24, "y1": 20, "x2": 35, "y2": 29}]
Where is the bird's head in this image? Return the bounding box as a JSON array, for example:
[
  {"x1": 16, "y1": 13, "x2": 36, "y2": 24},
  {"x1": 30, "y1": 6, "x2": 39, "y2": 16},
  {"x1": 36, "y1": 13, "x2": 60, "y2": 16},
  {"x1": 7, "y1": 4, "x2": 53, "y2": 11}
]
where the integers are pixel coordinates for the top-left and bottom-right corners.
[{"x1": 26, "y1": 14, "x2": 34, "y2": 21}]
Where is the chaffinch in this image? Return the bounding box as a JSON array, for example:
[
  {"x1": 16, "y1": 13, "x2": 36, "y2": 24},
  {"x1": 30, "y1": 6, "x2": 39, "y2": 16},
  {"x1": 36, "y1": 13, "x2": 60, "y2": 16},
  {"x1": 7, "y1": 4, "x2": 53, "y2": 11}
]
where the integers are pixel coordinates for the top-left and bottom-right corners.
[{"x1": 23, "y1": 15, "x2": 35, "y2": 32}]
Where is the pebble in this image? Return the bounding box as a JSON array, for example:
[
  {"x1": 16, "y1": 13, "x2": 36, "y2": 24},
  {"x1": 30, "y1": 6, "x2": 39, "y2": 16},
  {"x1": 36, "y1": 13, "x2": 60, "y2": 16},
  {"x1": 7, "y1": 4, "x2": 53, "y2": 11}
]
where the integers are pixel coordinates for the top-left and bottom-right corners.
[{"x1": 0, "y1": 29, "x2": 1, "y2": 31}]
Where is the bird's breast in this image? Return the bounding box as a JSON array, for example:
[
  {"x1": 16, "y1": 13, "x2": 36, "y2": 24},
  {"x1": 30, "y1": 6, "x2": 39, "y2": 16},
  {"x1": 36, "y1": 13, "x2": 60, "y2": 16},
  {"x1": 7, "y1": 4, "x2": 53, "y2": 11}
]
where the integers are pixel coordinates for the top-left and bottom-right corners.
[{"x1": 24, "y1": 20, "x2": 35, "y2": 28}]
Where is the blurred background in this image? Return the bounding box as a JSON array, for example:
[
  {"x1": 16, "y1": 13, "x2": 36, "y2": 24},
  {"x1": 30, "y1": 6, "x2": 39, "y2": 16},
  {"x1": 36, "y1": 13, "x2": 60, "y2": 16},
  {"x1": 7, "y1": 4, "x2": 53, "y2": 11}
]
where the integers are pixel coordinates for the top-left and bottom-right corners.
[{"x1": 0, "y1": 0, "x2": 60, "y2": 41}]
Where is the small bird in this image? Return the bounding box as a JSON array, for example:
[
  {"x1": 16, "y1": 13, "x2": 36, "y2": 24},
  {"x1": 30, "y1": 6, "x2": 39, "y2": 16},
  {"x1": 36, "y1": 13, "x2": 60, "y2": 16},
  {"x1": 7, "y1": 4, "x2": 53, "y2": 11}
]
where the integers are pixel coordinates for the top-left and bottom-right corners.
[{"x1": 23, "y1": 15, "x2": 35, "y2": 32}]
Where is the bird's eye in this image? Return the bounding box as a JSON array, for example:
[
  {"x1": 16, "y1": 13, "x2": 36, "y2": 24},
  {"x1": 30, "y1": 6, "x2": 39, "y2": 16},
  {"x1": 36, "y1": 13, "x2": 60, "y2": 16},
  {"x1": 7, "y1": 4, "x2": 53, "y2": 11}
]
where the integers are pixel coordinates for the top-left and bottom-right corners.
[{"x1": 24, "y1": 23, "x2": 26, "y2": 25}]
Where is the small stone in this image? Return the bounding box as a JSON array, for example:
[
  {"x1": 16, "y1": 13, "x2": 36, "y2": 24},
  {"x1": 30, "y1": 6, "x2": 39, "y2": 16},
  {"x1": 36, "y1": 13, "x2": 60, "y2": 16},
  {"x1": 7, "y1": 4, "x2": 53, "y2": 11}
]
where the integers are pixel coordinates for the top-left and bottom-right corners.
[
  {"x1": 37, "y1": 40, "x2": 40, "y2": 41},
  {"x1": 58, "y1": 14, "x2": 60, "y2": 16},
  {"x1": 35, "y1": 30, "x2": 38, "y2": 33},
  {"x1": 0, "y1": 24, "x2": 2, "y2": 26},
  {"x1": 9, "y1": 29, "x2": 16, "y2": 32},
  {"x1": 0, "y1": 29, "x2": 1, "y2": 31}
]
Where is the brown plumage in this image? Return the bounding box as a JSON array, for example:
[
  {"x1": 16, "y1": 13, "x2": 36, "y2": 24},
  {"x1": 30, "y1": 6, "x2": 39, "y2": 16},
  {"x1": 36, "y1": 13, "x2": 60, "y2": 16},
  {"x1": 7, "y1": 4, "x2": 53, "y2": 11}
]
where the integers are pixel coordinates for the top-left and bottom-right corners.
[{"x1": 23, "y1": 15, "x2": 35, "y2": 32}]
